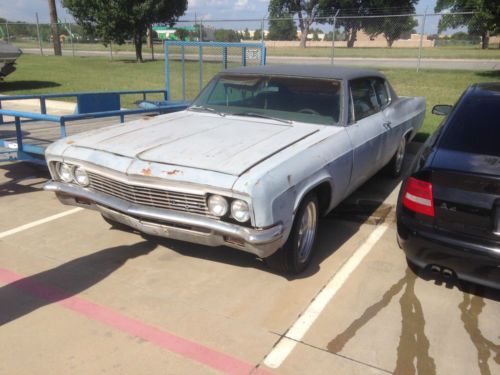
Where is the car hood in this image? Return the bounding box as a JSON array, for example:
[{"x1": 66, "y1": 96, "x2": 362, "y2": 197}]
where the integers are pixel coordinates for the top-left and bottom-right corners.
[{"x1": 66, "y1": 111, "x2": 319, "y2": 176}]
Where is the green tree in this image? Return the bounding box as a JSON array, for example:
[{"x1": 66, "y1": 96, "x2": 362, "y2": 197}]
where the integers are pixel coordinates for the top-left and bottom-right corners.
[
  {"x1": 244, "y1": 28, "x2": 251, "y2": 39},
  {"x1": 435, "y1": 0, "x2": 500, "y2": 49},
  {"x1": 364, "y1": 0, "x2": 417, "y2": 47},
  {"x1": 253, "y1": 28, "x2": 263, "y2": 40},
  {"x1": 269, "y1": 0, "x2": 326, "y2": 47},
  {"x1": 320, "y1": 0, "x2": 372, "y2": 48},
  {"x1": 268, "y1": 14, "x2": 297, "y2": 40},
  {"x1": 214, "y1": 29, "x2": 241, "y2": 42},
  {"x1": 320, "y1": 0, "x2": 417, "y2": 48},
  {"x1": 175, "y1": 28, "x2": 189, "y2": 41},
  {"x1": 62, "y1": 0, "x2": 187, "y2": 62}
]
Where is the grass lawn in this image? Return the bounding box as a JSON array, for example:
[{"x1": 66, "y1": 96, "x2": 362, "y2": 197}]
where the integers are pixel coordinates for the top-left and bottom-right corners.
[
  {"x1": 12, "y1": 40, "x2": 500, "y2": 60},
  {"x1": 1, "y1": 55, "x2": 499, "y2": 139},
  {"x1": 267, "y1": 45, "x2": 500, "y2": 60}
]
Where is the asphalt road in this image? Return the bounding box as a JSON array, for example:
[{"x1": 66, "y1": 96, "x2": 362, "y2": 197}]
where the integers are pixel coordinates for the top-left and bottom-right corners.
[
  {"x1": 1, "y1": 143, "x2": 499, "y2": 374},
  {"x1": 21, "y1": 47, "x2": 500, "y2": 70}
]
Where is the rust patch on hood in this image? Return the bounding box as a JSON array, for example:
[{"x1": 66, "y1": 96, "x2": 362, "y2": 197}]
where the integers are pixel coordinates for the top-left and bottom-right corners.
[
  {"x1": 141, "y1": 168, "x2": 152, "y2": 176},
  {"x1": 164, "y1": 169, "x2": 182, "y2": 176},
  {"x1": 66, "y1": 140, "x2": 75, "y2": 145}
]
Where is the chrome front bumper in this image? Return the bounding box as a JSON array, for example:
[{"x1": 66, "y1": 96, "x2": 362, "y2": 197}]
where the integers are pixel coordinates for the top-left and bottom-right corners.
[{"x1": 44, "y1": 181, "x2": 284, "y2": 258}]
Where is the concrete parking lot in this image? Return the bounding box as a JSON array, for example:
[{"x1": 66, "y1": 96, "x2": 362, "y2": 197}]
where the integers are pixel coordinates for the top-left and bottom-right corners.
[{"x1": 0, "y1": 152, "x2": 499, "y2": 374}]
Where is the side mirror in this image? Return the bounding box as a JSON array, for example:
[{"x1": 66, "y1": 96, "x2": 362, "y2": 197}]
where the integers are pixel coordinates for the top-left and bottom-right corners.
[{"x1": 432, "y1": 104, "x2": 452, "y2": 116}]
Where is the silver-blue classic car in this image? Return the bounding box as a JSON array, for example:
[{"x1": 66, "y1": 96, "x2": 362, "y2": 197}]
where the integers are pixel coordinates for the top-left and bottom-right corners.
[{"x1": 44, "y1": 65, "x2": 425, "y2": 273}]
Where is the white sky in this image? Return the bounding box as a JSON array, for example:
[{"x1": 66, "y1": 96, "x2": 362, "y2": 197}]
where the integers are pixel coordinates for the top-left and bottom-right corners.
[{"x1": 0, "y1": 0, "x2": 438, "y2": 23}]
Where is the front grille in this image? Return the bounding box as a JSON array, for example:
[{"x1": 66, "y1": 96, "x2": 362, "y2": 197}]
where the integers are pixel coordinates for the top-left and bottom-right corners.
[{"x1": 88, "y1": 172, "x2": 210, "y2": 216}]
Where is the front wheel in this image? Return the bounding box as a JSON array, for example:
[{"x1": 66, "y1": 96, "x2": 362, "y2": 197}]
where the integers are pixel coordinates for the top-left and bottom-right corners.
[
  {"x1": 264, "y1": 194, "x2": 319, "y2": 274},
  {"x1": 386, "y1": 136, "x2": 407, "y2": 178}
]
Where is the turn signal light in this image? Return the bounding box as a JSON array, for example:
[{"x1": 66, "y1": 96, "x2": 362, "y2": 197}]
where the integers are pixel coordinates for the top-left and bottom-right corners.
[{"x1": 402, "y1": 177, "x2": 435, "y2": 217}]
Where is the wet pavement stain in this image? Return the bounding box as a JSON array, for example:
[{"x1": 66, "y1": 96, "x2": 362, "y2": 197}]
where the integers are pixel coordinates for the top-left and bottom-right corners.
[
  {"x1": 459, "y1": 291, "x2": 500, "y2": 375},
  {"x1": 327, "y1": 273, "x2": 407, "y2": 353},
  {"x1": 327, "y1": 268, "x2": 436, "y2": 375},
  {"x1": 393, "y1": 269, "x2": 436, "y2": 375}
]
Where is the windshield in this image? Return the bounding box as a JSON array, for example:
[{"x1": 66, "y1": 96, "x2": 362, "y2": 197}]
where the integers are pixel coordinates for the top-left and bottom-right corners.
[{"x1": 190, "y1": 74, "x2": 342, "y2": 126}]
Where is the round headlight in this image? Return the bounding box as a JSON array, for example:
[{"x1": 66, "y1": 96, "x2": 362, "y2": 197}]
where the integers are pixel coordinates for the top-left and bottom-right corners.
[
  {"x1": 57, "y1": 162, "x2": 73, "y2": 183},
  {"x1": 231, "y1": 200, "x2": 250, "y2": 223},
  {"x1": 74, "y1": 166, "x2": 89, "y2": 186},
  {"x1": 207, "y1": 195, "x2": 228, "y2": 217}
]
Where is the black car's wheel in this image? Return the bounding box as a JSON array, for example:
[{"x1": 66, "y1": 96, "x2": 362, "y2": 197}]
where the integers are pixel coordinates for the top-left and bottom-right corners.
[
  {"x1": 265, "y1": 194, "x2": 319, "y2": 274},
  {"x1": 386, "y1": 135, "x2": 407, "y2": 178}
]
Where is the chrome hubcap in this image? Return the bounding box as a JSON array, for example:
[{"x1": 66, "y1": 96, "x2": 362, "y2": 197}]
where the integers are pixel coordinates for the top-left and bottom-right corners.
[
  {"x1": 297, "y1": 201, "x2": 317, "y2": 263},
  {"x1": 395, "y1": 138, "x2": 406, "y2": 172}
]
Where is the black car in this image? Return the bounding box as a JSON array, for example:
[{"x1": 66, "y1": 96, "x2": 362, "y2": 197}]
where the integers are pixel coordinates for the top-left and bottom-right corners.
[{"x1": 397, "y1": 82, "x2": 500, "y2": 289}]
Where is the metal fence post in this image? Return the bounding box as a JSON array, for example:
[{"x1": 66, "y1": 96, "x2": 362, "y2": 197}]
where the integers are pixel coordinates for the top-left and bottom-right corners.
[
  {"x1": 164, "y1": 42, "x2": 170, "y2": 100},
  {"x1": 5, "y1": 22, "x2": 10, "y2": 43},
  {"x1": 331, "y1": 10, "x2": 339, "y2": 65},
  {"x1": 417, "y1": 9, "x2": 427, "y2": 72},
  {"x1": 261, "y1": 18, "x2": 264, "y2": 45},
  {"x1": 199, "y1": 45, "x2": 203, "y2": 93},
  {"x1": 35, "y1": 13, "x2": 44, "y2": 56},
  {"x1": 181, "y1": 44, "x2": 186, "y2": 100},
  {"x1": 200, "y1": 20, "x2": 203, "y2": 42},
  {"x1": 223, "y1": 46, "x2": 228, "y2": 69},
  {"x1": 68, "y1": 22, "x2": 75, "y2": 57},
  {"x1": 242, "y1": 46, "x2": 247, "y2": 66}
]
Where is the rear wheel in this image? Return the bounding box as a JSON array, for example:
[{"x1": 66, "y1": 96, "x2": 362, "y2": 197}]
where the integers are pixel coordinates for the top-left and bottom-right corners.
[
  {"x1": 264, "y1": 194, "x2": 319, "y2": 274},
  {"x1": 386, "y1": 135, "x2": 407, "y2": 177}
]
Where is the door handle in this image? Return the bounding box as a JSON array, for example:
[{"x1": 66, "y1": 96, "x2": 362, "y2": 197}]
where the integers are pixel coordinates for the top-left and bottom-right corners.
[{"x1": 383, "y1": 121, "x2": 392, "y2": 129}]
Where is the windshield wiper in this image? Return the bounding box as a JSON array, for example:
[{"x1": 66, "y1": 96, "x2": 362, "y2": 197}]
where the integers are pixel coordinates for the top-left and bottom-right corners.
[
  {"x1": 188, "y1": 105, "x2": 226, "y2": 117},
  {"x1": 231, "y1": 111, "x2": 292, "y2": 124}
]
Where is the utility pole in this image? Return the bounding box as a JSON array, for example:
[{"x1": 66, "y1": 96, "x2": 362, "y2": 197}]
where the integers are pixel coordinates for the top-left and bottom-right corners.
[{"x1": 48, "y1": 0, "x2": 62, "y2": 56}]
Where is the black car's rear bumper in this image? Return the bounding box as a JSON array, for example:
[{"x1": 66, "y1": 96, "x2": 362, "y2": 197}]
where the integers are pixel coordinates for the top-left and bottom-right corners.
[{"x1": 397, "y1": 215, "x2": 500, "y2": 289}]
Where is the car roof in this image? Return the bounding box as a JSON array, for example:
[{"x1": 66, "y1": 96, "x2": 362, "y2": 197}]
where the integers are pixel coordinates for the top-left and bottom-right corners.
[{"x1": 223, "y1": 64, "x2": 386, "y2": 81}]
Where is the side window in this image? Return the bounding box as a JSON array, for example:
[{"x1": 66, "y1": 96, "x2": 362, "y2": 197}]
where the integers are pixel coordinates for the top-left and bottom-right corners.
[
  {"x1": 207, "y1": 83, "x2": 246, "y2": 106},
  {"x1": 350, "y1": 79, "x2": 379, "y2": 121},
  {"x1": 372, "y1": 78, "x2": 390, "y2": 108}
]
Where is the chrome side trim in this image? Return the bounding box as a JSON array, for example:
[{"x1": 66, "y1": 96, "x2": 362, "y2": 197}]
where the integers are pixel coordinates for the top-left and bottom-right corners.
[{"x1": 43, "y1": 181, "x2": 283, "y2": 247}]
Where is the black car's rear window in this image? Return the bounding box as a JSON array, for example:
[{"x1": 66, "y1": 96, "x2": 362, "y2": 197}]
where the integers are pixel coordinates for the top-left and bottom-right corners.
[{"x1": 439, "y1": 95, "x2": 500, "y2": 157}]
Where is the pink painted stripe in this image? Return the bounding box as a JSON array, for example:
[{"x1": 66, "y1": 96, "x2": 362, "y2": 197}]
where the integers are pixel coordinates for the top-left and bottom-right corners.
[{"x1": 0, "y1": 268, "x2": 273, "y2": 375}]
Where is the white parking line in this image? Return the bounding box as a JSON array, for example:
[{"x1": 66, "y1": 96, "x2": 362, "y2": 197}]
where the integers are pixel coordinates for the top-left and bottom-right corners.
[
  {"x1": 0, "y1": 208, "x2": 83, "y2": 239},
  {"x1": 263, "y1": 223, "x2": 390, "y2": 369}
]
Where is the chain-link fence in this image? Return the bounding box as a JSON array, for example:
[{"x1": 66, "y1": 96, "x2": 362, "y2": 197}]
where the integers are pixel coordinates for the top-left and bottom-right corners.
[{"x1": 1, "y1": 12, "x2": 498, "y2": 70}]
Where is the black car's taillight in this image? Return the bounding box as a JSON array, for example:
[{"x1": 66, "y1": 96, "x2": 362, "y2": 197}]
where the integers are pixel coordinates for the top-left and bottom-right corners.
[{"x1": 402, "y1": 177, "x2": 435, "y2": 217}]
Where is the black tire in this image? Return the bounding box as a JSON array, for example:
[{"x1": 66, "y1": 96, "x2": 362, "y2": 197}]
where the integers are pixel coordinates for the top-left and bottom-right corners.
[
  {"x1": 101, "y1": 214, "x2": 130, "y2": 231},
  {"x1": 386, "y1": 135, "x2": 407, "y2": 178},
  {"x1": 264, "y1": 194, "x2": 319, "y2": 274}
]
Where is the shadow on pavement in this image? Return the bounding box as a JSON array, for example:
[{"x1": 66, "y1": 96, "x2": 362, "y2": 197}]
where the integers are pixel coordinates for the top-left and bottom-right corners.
[
  {"x1": 144, "y1": 146, "x2": 417, "y2": 280},
  {"x1": 0, "y1": 241, "x2": 156, "y2": 326},
  {"x1": 0, "y1": 162, "x2": 49, "y2": 197}
]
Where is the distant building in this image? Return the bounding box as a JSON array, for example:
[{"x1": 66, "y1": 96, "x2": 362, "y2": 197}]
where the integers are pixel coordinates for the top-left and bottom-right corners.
[{"x1": 152, "y1": 25, "x2": 197, "y2": 40}]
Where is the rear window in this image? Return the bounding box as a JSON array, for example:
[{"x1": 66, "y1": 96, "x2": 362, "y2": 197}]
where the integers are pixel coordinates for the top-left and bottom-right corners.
[{"x1": 439, "y1": 95, "x2": 500, "y2": 157}]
